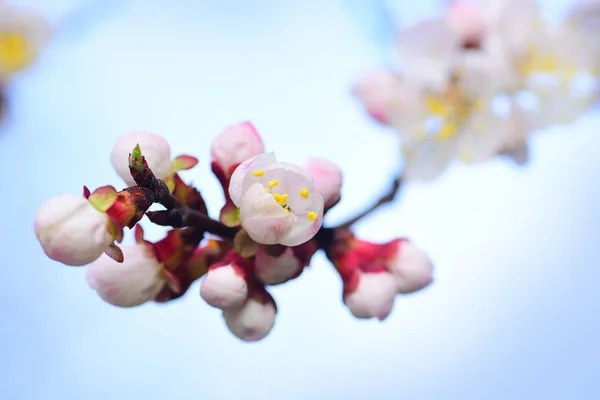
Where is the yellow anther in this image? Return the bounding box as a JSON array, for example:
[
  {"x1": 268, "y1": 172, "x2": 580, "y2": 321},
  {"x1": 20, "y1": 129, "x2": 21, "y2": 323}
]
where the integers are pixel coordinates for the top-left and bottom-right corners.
[
  {"x1": 268, "y1": 179, "x2": 279, "y2": 187},
  {"x1": 273, "y1": 193, "x2": 289, "y2": 206},
  {"x1": 0, "y1": 32, "x2": 31, "y2": 74},
  {"x1": 284, "y1": 207, "x2": 290, "y2": 214},
  {"x1": 307, "y1": 211, "x2": 317, "y2": 222},
  {"x1": 252, "y1": 170, "x2": 265, "y2": 177},
  {"x1": 300, "y1": 188, "x2": 309, "y2": 199},
  {"x1": 265, "y1": 187, "x2": 271, "y2": 193}
]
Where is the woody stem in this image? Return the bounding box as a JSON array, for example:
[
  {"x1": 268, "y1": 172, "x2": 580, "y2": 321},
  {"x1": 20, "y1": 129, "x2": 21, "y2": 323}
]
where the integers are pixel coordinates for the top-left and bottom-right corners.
[{"x1": 335, "y1": 174, "x2": 403, "y2": 230}]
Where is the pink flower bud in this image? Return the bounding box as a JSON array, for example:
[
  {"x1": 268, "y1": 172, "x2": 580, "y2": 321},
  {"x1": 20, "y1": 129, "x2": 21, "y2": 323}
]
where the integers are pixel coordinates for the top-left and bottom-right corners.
[
  {"x1": 343, "y1": 271, "x2": 397, "y2": 321},
  {"x1": 387, "y1": 240, "x2": 434, "y2": 294},
  {"x1": 223, "y1": 291, "x2": 277, "y2": 342},
  {"x1": 86, "y1": 244, "x2": 167, "y2": 307},
  {"x1": 211, "y1": 122, "x2": 264, "y2": 180},
  {"x1": 34, "y1": 194, "x2": 113, "y2": 266},
  {"x1": 111, "y1": 132, "x2": 172, "y2": 186},
  {"x1": 254, "y1": 247, "x2": 303, "y2": 285},
  {"x1": 445, "y1": 1, "x2": 486, "y2": 48},
  {"x1": 305, "y1": 157, "x2": 342, "y2": 210},
  {"x1": 200, "y1": 264, "x2": 248, "y2": 309}
]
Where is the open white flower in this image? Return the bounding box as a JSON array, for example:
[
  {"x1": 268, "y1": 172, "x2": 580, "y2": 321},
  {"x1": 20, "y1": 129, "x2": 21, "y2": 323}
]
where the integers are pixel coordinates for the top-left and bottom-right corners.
[{"x1": 228, "y1": 153, "x2": 324, "y2": 246}]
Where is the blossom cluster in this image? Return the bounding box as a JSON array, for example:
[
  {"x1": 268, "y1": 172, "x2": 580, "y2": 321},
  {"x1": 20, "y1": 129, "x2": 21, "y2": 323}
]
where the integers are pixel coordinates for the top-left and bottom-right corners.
[
  {"x1": 354, "y1": 0, "x2": 600, "y2": 181},
  {"x1": 34, "y1": 123, "x2": 434, "y2": 341}
]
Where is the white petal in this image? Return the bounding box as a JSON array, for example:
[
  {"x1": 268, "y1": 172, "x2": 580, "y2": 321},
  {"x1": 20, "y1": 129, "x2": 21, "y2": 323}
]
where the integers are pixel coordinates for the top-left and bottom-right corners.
[
  {"x1": 200, "y1": 264, "x2": 248, "y2": 309},
  {"x1": 86, "y1": 244, "x2": 166, "y2": 307},
  {"x1": 278, "y1": 192, "x2": 324, "y2": 247},
  {"x1": 396, "y1": 18, "x2": 461, "y2": 91},
  {"x1": 229, "y1": 152, "x2": 276, "y2": 206}
]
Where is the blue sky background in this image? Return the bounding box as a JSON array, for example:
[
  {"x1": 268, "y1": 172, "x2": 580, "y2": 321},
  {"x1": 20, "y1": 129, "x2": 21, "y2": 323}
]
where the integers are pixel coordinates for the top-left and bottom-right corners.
[{"x1": 1, "y1": 0, "x2": 599, "y2": 399}]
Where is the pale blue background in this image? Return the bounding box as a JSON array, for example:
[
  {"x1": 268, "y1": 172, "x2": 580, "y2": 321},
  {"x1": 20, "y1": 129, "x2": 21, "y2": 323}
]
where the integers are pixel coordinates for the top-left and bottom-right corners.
[{"x1": 1, "y1": 1, "x2": 599, "y2": 399}]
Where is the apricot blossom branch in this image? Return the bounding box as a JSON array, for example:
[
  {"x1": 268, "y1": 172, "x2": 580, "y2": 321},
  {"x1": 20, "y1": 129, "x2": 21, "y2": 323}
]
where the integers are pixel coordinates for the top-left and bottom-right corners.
[{"x1": 34, "y1": 122, "x2": 434, "y2": 343}]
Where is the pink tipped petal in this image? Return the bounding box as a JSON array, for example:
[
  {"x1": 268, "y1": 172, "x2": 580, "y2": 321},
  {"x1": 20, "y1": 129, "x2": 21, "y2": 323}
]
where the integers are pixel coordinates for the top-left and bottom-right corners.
[
  {"x1": 243, "y1": 215, "x2": 296, "y2": 245},
  {"x1": 388, "y1": 241, "x2": 434, "y2": 294},
  {"x1": 86, "y1": 244, "x2": 166, "y2": 307},
  {"x1": 223, "y1": 297, "x2": 276, "y2": 342},
  {"x1": 200, "y1": 265, "x2": 248, "y2": 310},
  {"x1": 344, "y1": 272, "x2": 398, "y2": 321},
  {"x1": 34, "y1": 194, "x2": 113, "y2": 266},
  {"x1": 111, "y1": 132, "x2": 171, "y2": 186}
]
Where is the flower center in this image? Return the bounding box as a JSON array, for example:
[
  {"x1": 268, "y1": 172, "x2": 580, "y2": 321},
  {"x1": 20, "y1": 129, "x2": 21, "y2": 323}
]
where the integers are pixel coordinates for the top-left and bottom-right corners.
[
  {"x1": 252, "y1": 169, "x2": 318, "y2": 222},
  {"x1": 0, "y1": 32, "x2": 31, "y2": 73}
]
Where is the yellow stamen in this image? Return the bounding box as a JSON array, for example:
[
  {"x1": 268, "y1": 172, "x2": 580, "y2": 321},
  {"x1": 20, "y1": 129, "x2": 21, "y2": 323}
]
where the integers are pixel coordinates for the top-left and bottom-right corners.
[
  {"x1": 0, "y1": 32, "x2": 31, "y2": 74},
  {"x1": 252, "y1": 170, "x2": 265, "y2": 177},
  {"x1": 284, "y1": 207, "x2": 290, "y2": 214},
  {"x1": 268, "y1": 179, "x2": 279, "y2": 187},
  {"x1": 300, "y1": 188, "x2": 309, "y2": 199},
  {"x1": 265, "y1": 187, "x2": 271, "y2": 193},
  {"x1": 307, "y1": 211, "x2": 317, "y2": 222},
  {"x1": 273, "y1": 193, "x2": 288, "y2": 206}
]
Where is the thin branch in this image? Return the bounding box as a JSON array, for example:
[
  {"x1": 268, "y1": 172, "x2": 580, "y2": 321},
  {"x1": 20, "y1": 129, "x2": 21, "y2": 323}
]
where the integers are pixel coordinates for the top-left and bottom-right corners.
[
  {"x1": 129, "y1": 144, "x2": 239, "y2": 240},
  {"x1": 335, "y1": 174, "x2": 403, "y2": 230}
]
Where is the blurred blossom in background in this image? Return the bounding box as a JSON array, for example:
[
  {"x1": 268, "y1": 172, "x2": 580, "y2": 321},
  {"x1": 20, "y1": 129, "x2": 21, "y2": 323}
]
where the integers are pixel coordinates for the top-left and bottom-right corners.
[{"x1": 1, "y1": 0, "x2": 600, "y2": 399}]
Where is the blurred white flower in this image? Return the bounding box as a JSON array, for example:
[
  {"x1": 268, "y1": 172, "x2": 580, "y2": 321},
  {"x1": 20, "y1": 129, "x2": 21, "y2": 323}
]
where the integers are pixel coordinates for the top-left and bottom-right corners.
[{"x1": 0, "y1": 3, "x2": 51, "y2": 81}]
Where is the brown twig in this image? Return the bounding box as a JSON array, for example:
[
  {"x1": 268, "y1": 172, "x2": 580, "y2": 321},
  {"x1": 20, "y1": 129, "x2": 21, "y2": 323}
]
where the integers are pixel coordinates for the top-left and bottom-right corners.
[
  {"x1": 335, "y1": 174, "x2": 403, "y2": 230},
  {"x1": 129, "y1": 144, "x2": 239, "y2": 240}
]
